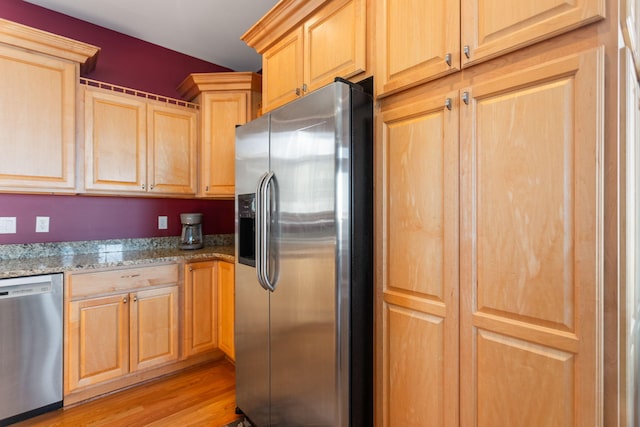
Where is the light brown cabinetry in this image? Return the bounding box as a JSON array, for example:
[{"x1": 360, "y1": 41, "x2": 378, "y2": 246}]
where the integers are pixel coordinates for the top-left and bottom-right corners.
[
  {"x1": 376, "y1": 0, "x2": 605, "y2": 96},
  {"x1": 65, "y1": 264, "x2": 179, "y2": 399},
  {"x1": 184, "y1": 260, "x2": 235, "y2": 360},
  {"x1": 184, "y1": 261, "x2": 218, "y2": 356},
  {"x1": 243, "y1": 0, "x2": 368, "y2": 112},
  {"x1": 378, "y1": 91, "x2": 459, "y2": 426},
  {"x1": 377, "y1": 47, "x2": 604, "y2": 426},
  {"x1": 0, "y1": 19, "x2": 98, "y2": 193},
  {"x1": 177, "y1": 72, "x2": 262, "y2": 198},
  {"x1": 217, "y1": 261, "x2": 235, "y2": 360},
  {"x1": 83, "y1": 82, "x2": 198, "y2": 196}
]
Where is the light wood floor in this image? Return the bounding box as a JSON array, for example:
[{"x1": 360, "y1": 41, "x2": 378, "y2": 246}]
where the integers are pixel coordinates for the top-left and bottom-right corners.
[{"x1": 14, "y1": 359, "x2": 241, "y2": 427}]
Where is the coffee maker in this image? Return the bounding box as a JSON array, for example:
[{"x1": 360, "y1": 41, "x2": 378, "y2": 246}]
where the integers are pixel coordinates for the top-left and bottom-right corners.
[{"x1": 180, "y1": 213, "x2": 203, "y2": 250}]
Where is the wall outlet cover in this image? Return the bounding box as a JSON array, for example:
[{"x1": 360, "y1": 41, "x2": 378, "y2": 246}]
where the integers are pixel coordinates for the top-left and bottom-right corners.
[
  {"x1": 36, "y1": 216, "x2": 50, "y2": 233},
  {"x1": 158, "y1": 216, "x2": 168, "y2": 230},
  {"x1": 0, "y1": 217, "x2": 17, "y2": 234}
]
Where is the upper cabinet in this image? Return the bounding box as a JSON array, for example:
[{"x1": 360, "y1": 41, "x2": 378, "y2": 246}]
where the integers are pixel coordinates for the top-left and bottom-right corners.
[
  {"x1": 0, "y1": 19, "x2": 99, "y2": 193},
  {"x1": 376, "y1": 0, "x2": 605, "y2": 96},
  {"x1": 243, "y1": 0, "x2": 369, "y2": 113},
  {"x1": 82, "y1": 80, "x2": 198, "y2": 196},
  {"x1": 177, "y1": 72, "x2": 262, "y2": 198}
]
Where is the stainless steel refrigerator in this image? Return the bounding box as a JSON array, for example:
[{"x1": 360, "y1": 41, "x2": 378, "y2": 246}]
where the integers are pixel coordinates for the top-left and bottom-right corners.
[{"x1": 234, "y1": 78, "x2": 373, "y2": 427}]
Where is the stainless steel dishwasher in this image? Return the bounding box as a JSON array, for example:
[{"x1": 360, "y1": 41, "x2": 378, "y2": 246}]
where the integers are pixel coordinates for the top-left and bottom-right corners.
[{"x1": 0, "y1": 273, "x2": 63, "y2": 426}]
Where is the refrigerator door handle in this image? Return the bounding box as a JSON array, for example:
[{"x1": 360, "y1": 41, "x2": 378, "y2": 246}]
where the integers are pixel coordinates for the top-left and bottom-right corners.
[
  {"x1": 258, "y1": 171, "x2": 276, "y2": 292},
  {"x1": 261, "y1": 172, "x2": 277, "y2": 292},
  {"x1": 255, "y1": 171, "x2": 270, "y2": 291}
]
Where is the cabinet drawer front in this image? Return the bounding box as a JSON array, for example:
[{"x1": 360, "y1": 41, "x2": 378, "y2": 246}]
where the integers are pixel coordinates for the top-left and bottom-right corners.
[{"x1": 70, "y1": 264, "x2": 178, "y2": 298}]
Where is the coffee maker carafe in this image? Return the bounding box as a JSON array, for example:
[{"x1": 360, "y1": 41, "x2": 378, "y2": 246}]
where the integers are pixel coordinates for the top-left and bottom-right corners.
[{"x1": 180, "y1": 213, "x2": 203, "y2": 250}]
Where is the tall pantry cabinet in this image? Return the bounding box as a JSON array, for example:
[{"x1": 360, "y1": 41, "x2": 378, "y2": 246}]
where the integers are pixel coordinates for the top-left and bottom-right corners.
[{"x1": 374, "y1": 0, "x2": 629, "y2": 426}]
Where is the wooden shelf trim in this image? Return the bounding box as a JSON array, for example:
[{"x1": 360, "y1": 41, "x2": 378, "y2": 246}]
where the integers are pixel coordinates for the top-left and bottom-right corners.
[{"x1": 176, "y1": 72, "x2": 262, "y2": 101}]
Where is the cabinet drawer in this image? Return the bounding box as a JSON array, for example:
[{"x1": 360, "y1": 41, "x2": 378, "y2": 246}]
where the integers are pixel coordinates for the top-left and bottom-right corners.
[{"x1": 70, "y1": 264, "x2": 178, "y2": 298}]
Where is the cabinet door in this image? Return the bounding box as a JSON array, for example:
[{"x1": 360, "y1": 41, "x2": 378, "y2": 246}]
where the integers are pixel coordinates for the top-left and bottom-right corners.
[
  {"x1": 263, "y1": 27, "x2": 304, "y2": 112},
  {"x1": 0, "y1": 45, "x2": 77, "y2": 191},
  {"x1": 200, "y1": 92, "x2": 248, "y2": 198},
  {"x1": 130, "y1": 286, "x2": 179, "y2": 371},
  {"x1": 84, "y1": 87, "x2": 147, "y2": 193},
  {"x1": 461, "y1": 0, "x2": 604, "y2": 67},
  {"x1": 376, "y1": 0, "x2": 460, "y2": 96},
  {"x1": 147, "y1": 103, "x2": 197, "y2": 195},
  {"x1": 67, "y1": 294, "x2": 130, "y2": 393},
  {"x1": 459, "y1": 48, "x2": 604, "y2": 426},
  {"x1": 378, "y1": 92, "x2": 459, "y2": 426},
  {"x1": 217, "y1": 261, "x2": 235, "y2": 360},
  {"x1": 621, "y1": 47, "x2": 640, "y2": 427},
  {"x1": 304, "y1": 0, "x2": 366, "y2": 93},
  {"x1": 622, "y1": 0, "x2": 640, "y2": 78},
  {"x1": 184, "y1": 261, "x2": 218, "y2": 356}
]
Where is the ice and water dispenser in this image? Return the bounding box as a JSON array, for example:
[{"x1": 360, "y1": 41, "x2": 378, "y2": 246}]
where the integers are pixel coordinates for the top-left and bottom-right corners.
[{"x1": 237, "y1": 193, "x2": 256, "y2": 267}]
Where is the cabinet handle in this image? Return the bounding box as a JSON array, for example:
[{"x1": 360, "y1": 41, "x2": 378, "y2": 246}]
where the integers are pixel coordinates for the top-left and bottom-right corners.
[
  {"x1": 205, "y1": 186, "x2": 209, "y2": 192},
  {"x1": 142, "y1": 184, "x2": 146, "y2": 190},
  {"x1": 189, "y1": 267, "x2": 194, "y2": 272},
  {"x1": 121, "y1": 274, "x2": 141, "y2": 279},
  {"x1": 133, "y1": 296, "x2": 138, "y2": 302},
  {"x1": 445, "y1": 98, "x2": 452, "y2": 110},
  {"x1": 463, "y1": 45, "x2": 470, "y2": 59},
  {"x1": 462, "y1": 92, "x2": 470, "y2": 105},
  {"x1": 150, "y1": 184, "x2": 155, "y2": 190},
  {"x1": 123, "y1": 297, "x2": 128, "y2": 304},
  {"x1": 445, "y1": 53, "x2": 451, "y2": 66},
  {"x1": 302, "y1": 84, "x2": 308, "y2": 93},
  {"x1": 295, "y1": 87, "x2": 301, "y2": 96}
]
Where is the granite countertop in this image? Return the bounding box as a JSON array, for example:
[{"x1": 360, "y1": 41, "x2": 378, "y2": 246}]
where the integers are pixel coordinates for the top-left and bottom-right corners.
[{"x1": 0, "y1": 235, "x2": 235, "y2": 279}]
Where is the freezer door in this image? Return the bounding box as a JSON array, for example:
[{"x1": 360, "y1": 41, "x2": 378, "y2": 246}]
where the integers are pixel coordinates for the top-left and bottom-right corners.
[
  {"x1": 235, "y1": 115, "x2": 271, "y2": 427},
  {"x1": 268, "y1": 82, "x2": 353, "y2": 426}
]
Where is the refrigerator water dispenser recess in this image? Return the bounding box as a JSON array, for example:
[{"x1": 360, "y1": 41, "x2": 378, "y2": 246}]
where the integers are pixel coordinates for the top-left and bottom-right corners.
[{"x1": 238, "y1": 193, "x2": 256, "y2": 267}]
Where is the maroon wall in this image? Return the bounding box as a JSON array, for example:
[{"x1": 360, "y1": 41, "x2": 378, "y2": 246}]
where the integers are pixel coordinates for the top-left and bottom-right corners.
[
  {"x1": 0, "y1": 0, "x2": 232, "y2": 98},
  {"x1": 0, "y1": 194, "x2": 234, "y2": 245},
  {"x1": 0, "y1": 1, "x2": 236, "y2": 245}
]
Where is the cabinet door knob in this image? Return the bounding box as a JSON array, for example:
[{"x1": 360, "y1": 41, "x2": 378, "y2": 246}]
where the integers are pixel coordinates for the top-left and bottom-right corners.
[
  {"x1": 302, "y1": 84, "x2": 308, "y2": 93},
  {"x1": 133, "y1": 296, "x2": 138, "y2": 302},
  {"x1": 463, "y1": 45, "x2": 470, "y2": 59},
  {"x1": 445, "y1": 98, "x2": 452, "y2": 110},
  {"x1": 189, "y1": 267, "x2": 193, "y2": 272},
  {"x1": 295, "y1": 87, "x2": 301, "y2": 96},
  {"x1": 123, "y1": 297, "x2": 128, "y2": 304},
  {"x1": 142, "y1": 184, "x2": 146, "y2": 190},
  {"x1": 445, "y1": 53, "x2": 452, "y2": 66}
]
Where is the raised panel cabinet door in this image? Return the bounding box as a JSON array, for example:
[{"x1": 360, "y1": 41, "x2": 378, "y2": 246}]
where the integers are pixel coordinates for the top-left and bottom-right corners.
[
  {"x1": 0, "y1": 45, "x2": 76, "y2": 191},
  {"x1": 201, "y1": 92, "x2": 248, "y2": 198},
  {"x1": 184, "y1": 261, "x2": 218, "y2": 357},
  {"x1": 622, "y1": 0, "x2": 640, "y2": 78},
  {"x1": 461, "y1": 0, "x2": 604, "y2": 68},
  {"x1": 376, "y1": 0, "x2": 460, "y2": 97},
  {"x1": 217, "y1": 261, "x2": 235, "y2": 360},
  {"x1": 67, "y1": 294, "x2": 130, "y2": 393},
  {"x1": 621, "y1": 47, "x2": 640, "y2": 427},
  {"x1": 378, "y1": 92, "x2": 459, "y2": 426},
  {"x1": 262, "y1": 27, "x2": 304, "y2": 113},
  {"x1": 459, "y1": 48, "x2": 604, "y2": 426},
  {"x1": 84, "y1": 87, "x2": 147, "y2": 193},
  {"x1": 147, "y1": 103, "x2": 197, "y2": 195},
  {"x1": 130, "y1": 286, "x2": 179, "y2": 372},
  {"x1": 304, "y1": 0, "x2": 366, "y2": 93}
]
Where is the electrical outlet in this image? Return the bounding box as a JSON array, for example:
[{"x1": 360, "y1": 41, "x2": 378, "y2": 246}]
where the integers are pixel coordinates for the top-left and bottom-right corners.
[
  {"x1": 158, "y1": 216, "x2": 168, "y2": 230},
  {"x1": 36, "y1": 216, "x2": 49, "y2": 233},
  {"x1": 0, "y1": 217, "x2": 17, "y2": 234}
]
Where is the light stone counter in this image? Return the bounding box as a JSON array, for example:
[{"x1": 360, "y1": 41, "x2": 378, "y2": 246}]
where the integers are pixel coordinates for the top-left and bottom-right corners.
[{"x1": 0, "y1": 235, "x2": 235, "y2": 279}]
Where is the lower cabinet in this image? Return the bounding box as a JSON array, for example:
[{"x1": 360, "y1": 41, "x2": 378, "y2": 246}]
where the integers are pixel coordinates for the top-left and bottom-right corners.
[
  {"x1": 67, "y1": 285, "x2": 179, "y2": 392},
  {"x1": 184, "y1": 260, "x2": 235, "y2": 360},
  {"x1": 217, "y1": 261, "x2": 235, "y2": 360}
]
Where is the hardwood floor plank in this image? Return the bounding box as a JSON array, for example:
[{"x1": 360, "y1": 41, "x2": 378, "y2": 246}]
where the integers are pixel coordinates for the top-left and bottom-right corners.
[{"x1": 14, "y1": 359, "x2": 241, "y2": 427}]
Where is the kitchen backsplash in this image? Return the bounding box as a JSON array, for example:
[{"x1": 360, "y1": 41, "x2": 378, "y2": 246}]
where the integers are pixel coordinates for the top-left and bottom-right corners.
[{"x1": 0, "y1": 234, "x2": 233, "y2": 261}]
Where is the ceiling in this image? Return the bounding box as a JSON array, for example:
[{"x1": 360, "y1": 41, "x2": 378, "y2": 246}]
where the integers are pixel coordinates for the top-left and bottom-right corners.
[{"x1": 24, "y1": 0, "x2": 280, "y2": 72}]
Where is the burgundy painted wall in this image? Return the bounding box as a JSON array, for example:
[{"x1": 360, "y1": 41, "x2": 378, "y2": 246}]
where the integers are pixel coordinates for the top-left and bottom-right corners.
[
  {"x1": 0, "y1": 0, "x2": 232, "y2": 98},
  {"x1": 0, "y1": 1, "x2": 236, "y2": 245}
]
